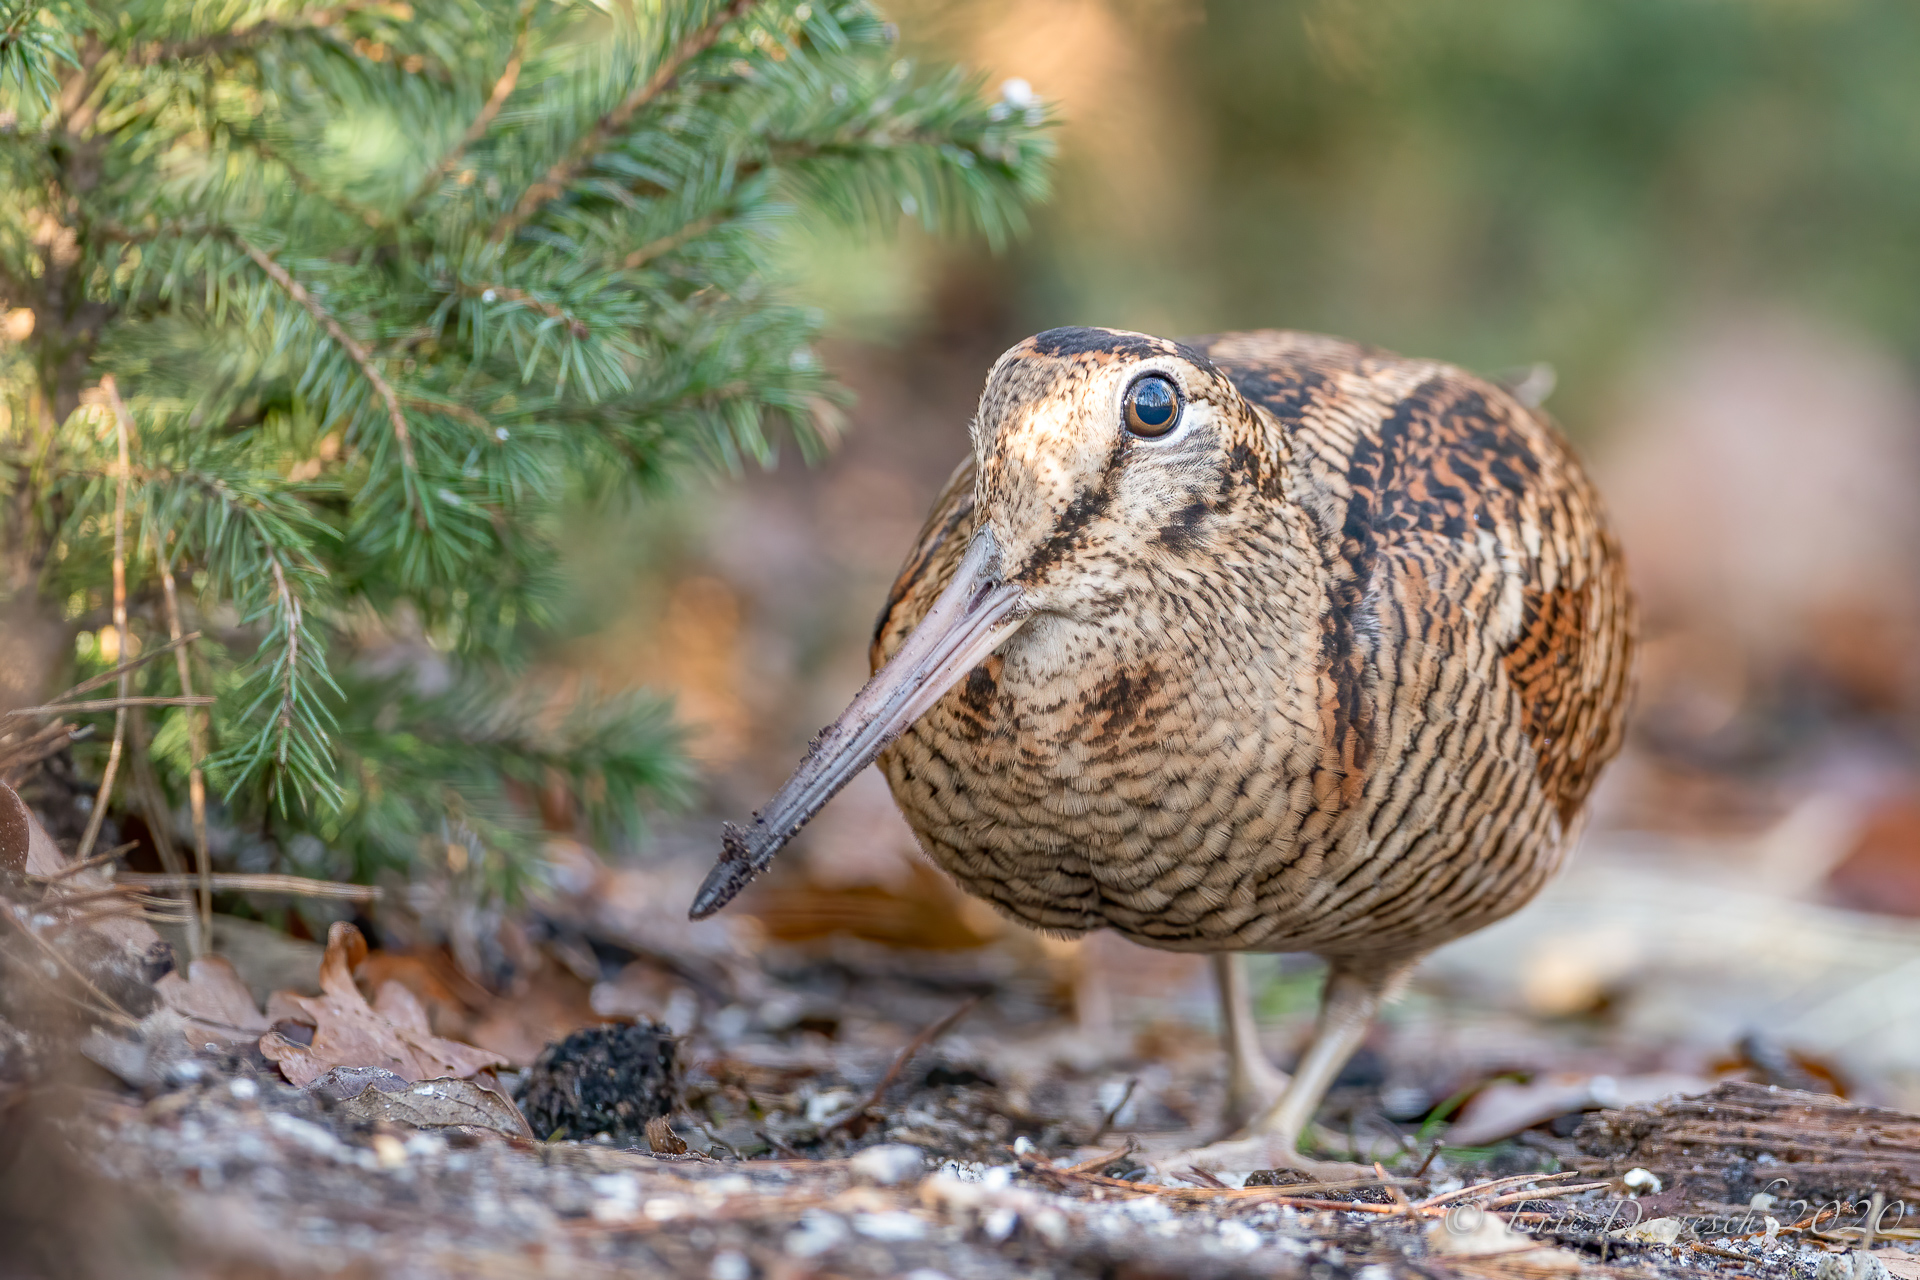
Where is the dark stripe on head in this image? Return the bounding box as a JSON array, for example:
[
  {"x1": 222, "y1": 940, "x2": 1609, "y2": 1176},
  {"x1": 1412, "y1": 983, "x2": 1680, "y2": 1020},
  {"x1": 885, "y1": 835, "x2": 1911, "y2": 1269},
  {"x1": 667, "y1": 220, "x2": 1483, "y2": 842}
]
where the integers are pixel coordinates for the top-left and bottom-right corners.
[
  {"x1": 1028, "y1": 326, "x2": 1221, "y2": 376},
  {"x1": 1028, "y1": 327, "x2": 1166, "y2": 360}
]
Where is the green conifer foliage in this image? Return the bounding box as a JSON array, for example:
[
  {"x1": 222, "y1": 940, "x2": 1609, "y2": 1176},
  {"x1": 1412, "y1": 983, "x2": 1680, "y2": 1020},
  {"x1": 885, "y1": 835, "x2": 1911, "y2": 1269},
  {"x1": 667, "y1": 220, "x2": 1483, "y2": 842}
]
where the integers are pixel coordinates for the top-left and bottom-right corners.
[{"x1": 0, "y1": 0, "x2": 1050, "y2": 898}]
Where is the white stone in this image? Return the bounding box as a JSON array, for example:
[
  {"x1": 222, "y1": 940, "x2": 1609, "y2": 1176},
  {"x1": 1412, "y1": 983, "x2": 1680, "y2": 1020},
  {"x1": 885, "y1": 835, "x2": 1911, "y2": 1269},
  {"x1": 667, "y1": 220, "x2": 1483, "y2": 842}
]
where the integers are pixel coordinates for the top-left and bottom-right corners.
[
  {"x1": 853, "y1": 1211, "x2": 926, "y2": 1242},
  {"x1": 851, "y1": 1144, "x2": 926, "y2": 1186},
  {"x1": 783, "y1": 1211, "x2": 848, "y2": 1259}
]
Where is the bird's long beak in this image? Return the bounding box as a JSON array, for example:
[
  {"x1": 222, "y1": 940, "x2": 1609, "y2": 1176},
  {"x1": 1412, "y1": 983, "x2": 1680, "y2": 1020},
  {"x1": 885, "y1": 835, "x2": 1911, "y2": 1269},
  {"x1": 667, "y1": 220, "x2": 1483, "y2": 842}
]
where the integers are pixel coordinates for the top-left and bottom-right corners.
[{"x1": 689, "y1": 529, "x2": 1028, "y2": 919}]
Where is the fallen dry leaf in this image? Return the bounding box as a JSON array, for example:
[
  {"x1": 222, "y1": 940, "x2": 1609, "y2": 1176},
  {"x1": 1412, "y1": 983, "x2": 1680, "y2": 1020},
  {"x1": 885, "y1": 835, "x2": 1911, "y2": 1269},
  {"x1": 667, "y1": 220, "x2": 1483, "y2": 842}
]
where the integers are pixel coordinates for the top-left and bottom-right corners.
[
  {"x1": 1873, "y1": 1250, "x2": 1920, "y2": 1280},
  {"x1": 1448, "y1": 1072, "x2": 1711, "y2": 1147},
  {"x1": 1426, "y1": 1212, "x2": 1584, "y2": 1276},
  {"x1": 645, "y1": 1114, "x2": 689, "y2": 1154},
  {"x1": 259, "y1": 922, "x2": 508, "y2": 1088},
  {"x1": 310, "y1": 1065, "x2": 533, "y2": 1139},
  {"x1": 154, "y1": 955, "x2": 270, "y2": 1048}
]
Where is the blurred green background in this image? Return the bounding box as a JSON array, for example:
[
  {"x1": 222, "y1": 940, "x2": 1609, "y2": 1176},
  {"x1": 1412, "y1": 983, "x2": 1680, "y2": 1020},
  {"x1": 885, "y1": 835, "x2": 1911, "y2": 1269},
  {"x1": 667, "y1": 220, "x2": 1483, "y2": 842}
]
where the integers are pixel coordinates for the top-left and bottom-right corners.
[{"x1": 859, "y1": 0, "x2": 1920, "y2": 431}]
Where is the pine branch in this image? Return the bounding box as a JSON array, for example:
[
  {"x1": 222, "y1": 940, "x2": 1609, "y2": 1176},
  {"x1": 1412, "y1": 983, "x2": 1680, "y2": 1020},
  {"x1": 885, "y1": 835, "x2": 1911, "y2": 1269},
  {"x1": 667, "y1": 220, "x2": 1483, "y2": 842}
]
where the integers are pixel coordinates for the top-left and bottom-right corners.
[
  {"x1": 8, "y1": 0, "x2": 1054, "y2": 900},
  {"x1": 128, "y1": 1, "x2": 400, "y2": 64},
  {"x1": 230, "y1": 133, "x2": 389, "y2": 230},
  {"x1": 461, "y1": 283, "x2": 589, "y2": 339},
  {"x1": 622, "y1": 212, "x2": 723, "y2": 269},
  {"x1": 266, "y1": 556, "x2": 300, "y2": 770},
  {"x1": 402, "y1": 0, "x2": 537, "y2": 218},
  {"x1": 231, "y1": 234, "x2": 418, "y2": 474},
  {"x1": 488, "y1": 0, "x2": 763, "y2": 244}
]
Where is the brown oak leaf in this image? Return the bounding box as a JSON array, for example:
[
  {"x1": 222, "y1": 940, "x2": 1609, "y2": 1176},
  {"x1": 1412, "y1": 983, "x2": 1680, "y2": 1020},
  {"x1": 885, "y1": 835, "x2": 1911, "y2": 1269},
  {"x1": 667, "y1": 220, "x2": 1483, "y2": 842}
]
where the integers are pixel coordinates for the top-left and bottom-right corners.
[
  {"x1": 260, "y1": 922, "x2": 508, "y2": 1088},
  {"x1": 155, "y1": 955, "x2": 271, "y2": 1048}
]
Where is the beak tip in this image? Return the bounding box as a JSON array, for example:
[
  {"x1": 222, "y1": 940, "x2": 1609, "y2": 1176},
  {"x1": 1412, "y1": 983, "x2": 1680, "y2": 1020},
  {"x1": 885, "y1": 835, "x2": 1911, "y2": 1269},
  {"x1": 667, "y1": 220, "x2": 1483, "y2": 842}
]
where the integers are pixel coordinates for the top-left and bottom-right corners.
[{"x1": 687, "y1": 822, "x2": 760, "y2": 920}]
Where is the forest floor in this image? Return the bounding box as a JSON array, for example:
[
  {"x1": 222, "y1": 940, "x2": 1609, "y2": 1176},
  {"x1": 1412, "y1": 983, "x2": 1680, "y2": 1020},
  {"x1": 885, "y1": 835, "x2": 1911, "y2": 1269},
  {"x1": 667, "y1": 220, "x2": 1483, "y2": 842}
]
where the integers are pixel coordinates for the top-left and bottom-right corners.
[{"x1": 8, "y1": 810, "x2": 1920, "y2": 1280}]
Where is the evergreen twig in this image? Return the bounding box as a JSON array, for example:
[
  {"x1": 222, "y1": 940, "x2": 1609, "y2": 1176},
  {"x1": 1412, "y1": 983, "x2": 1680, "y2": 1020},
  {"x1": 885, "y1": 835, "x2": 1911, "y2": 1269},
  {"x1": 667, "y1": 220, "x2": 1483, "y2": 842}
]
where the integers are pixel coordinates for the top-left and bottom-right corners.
[
  {"x1": 489, "y1": 0, "x2": 763, "y2": 244},
  {"x1": 0, "y1": 0, "x2": 1051, "y2": 900},
  {"x1": 404, "y1": 0, "x2": 538, "y2": 217},
  {"x1": 231, "y1": 235, "x2": 420, "y2": 475}
]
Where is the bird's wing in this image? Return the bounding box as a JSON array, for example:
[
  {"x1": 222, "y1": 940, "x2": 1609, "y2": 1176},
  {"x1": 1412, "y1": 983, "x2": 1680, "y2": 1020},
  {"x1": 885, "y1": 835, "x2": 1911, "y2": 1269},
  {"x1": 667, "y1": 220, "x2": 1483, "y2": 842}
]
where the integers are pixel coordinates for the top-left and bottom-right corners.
[
  {"x1": 870, "y1": 454, "x2": 979, "y2": 673},
  {"x1": 1191, "y1": 330, "x2": 1633, "y2": 829}
]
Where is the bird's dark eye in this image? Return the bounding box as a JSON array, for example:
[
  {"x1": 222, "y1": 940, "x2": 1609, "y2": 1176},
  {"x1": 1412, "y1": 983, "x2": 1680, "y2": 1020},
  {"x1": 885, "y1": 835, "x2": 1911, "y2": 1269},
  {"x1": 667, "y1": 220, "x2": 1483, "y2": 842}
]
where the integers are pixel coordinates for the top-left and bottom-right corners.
[{"x1": 1124, "y1": 375, "x2": 1181, "y2": 438}]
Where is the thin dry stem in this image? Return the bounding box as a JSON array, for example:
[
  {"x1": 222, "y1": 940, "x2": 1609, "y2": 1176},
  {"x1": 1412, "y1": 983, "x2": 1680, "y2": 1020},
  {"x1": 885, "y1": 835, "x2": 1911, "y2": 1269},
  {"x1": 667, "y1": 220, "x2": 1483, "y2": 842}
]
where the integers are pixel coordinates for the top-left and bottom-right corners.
[
  {"x1": 488, "y1": 0, "x2": 761, "y2": 244},
  {"x1": 157, "y1": 558, "x2": 213, "y2": 949},
  {"x1": 75, "y1": 378, "x2": 133, "y2": 865},
  {"x1": 826, "y1": 995, "x2": 980, "y2": 1135},
  {"x1": 26, "y1": 841, "x2": 138, "y2": 883},
  {"x1": 1416, "y1": 1169, "x2": 1580, "y2": 1209},
  {"x1": 267, "y1": 558, "x2": 300, "y2": 772},
  {"x1": 1481, "y1": 1181, "x2": 1613, "y2": 1210},
  {"x1": 127, "y1": 705, "x2": 202, "y2": 958},
  {"x1": 116, "y1": 872, "x2": 382, "y2": 903},
  {"x1": 621, "y1": 213, "x2": 720, "y2": 270},
  {"x1": 8, "y1": 695, "x2": 216, "y2": 716},
  {"x1": 27, "y1": 630, "x2": 200, "y2": 707},
  {"x1": 0, "y1": 718, "x2": 78, "y2": 779},
  {"x1": 462, "y1": 284, "x2": 589, "y2": 338},
  {"x1": 0, "y1": 906, "x2": 139, "y2": 1029}
]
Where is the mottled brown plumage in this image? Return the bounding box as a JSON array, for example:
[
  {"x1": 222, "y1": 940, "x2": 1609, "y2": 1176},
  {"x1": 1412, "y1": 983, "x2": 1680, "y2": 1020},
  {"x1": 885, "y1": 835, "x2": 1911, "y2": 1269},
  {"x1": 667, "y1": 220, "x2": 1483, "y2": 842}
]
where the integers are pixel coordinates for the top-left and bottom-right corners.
[{"x1": 694, "y1": 326, "x2": 1633, "y2": 1170}]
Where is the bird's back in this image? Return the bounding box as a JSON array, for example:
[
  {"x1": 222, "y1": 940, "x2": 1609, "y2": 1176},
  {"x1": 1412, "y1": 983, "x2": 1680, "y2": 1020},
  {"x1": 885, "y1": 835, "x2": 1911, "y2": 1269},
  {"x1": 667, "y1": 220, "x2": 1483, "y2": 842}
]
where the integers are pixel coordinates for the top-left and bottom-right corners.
[{"x1": 873, "y1": 330, "x2": 1632, "y2": 960}]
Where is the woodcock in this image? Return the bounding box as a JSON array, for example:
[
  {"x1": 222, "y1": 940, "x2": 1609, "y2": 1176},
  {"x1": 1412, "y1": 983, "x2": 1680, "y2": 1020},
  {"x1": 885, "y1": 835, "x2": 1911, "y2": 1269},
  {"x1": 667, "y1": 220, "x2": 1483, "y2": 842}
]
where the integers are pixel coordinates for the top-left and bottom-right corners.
[{"x1": 692, "y1": 327, "x2": 1634, "y2": 1172}]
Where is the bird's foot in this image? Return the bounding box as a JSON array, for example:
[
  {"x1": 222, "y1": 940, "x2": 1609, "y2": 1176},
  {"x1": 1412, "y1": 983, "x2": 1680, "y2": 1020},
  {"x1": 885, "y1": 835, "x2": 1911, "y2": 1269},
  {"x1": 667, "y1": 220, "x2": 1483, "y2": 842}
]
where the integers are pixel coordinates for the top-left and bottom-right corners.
[{"x1": 1140, "y1": 1132, "x2": 1374, "y2": 1185}]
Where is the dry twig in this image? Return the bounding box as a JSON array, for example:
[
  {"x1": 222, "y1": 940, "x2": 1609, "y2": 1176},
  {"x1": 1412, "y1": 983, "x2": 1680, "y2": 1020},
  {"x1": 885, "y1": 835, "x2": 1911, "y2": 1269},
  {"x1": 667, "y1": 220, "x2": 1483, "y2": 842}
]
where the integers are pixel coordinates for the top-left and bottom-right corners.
[
  {"x1": 116, "y1": 872, "x2": 382, "y2": 903},
  {"x1": 1090, "y1": 1076, "x2": 1138, "y2": 1144},
  {"x1": 156, "y1": 556, "x2": 213, "y2": 948},
  {"x1": 825, "y1": 995, "x2": 981, "y2": 1135},
  {"x1": 74, "y1": 378, "x2": 133, "y2": 865},
  {"x1": 8, "y1": 695, "x2": 215, "y2": 716},
  {"x1": 26, "y1": 841, "x2": 137, "y2": 883},
  {"x1": 6, "y1": 631, "x2": 201, "y2": 711}
]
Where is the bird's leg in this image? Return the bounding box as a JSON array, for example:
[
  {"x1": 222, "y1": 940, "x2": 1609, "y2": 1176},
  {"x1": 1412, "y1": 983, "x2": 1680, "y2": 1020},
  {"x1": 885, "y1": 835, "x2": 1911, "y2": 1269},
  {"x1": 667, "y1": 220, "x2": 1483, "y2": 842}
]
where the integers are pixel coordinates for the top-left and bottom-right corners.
[
  {"x1": 1212, "y1": 953, "x2": 1289, "y2": 1135},
  {"x1": 1151, "y1": 954, "x2": 1418, "y2": 1178}
]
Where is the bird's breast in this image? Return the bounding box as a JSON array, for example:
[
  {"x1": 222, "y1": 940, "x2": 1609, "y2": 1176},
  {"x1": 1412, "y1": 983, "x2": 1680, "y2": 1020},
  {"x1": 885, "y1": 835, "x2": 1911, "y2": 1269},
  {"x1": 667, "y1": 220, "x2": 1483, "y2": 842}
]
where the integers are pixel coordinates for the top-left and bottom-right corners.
[{"x1": 876, "y1": 611, "x2": 1339, "y2": 946}]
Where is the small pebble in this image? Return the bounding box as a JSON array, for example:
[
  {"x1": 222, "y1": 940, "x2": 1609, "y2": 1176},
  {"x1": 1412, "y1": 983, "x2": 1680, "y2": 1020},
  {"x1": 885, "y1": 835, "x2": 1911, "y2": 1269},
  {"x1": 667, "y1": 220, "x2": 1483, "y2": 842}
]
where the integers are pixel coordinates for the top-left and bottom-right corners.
[
  {"x1": 783, "y1": 1211, "x2": 848, "y2": 1259},
  {"x1": 1622, "y1": 1166, "x2": 1662, "y2": 1193},
  {"x1": 1220, "y1": 1221, "x2": 1263, "y2": 1254},
  {"x1": 709, "y1": 1251, "x2": 750, "y2": 1280},
  {"x1": 853, "y1": 1211, "x2": 925, "y2": 1242},
  {"x1": 850, "y1": 1143, "x2": 925, "y2": 1186}
]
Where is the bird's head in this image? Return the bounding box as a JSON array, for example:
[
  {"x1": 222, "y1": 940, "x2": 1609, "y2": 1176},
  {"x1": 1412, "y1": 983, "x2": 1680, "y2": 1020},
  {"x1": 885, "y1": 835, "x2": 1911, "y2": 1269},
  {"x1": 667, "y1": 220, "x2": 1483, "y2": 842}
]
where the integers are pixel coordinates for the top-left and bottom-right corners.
[
  {"x1": 970, "y1": 326, "x2": 1279, "y2": 620},
  {"x1": 690, "y1": 327, "x2": 1281, "y2": 919}
]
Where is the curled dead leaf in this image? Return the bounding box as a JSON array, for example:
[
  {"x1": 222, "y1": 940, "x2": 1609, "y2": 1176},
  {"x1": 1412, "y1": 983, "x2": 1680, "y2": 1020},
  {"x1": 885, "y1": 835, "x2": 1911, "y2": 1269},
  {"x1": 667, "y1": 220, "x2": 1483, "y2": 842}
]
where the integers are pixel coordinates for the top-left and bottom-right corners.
[
  {"x1": 154, "y1": 955, "x2": 270, "y2": 1048},
  {"x1": 645, "y1": 1114, "x2": 689, "y2": 1155},
  {"x1": 259, "y1": 922, "x2": 507, "y2": 1088},
  {"x1": 311, "y1": 1066, "x2": 533, "y2": 1140}
]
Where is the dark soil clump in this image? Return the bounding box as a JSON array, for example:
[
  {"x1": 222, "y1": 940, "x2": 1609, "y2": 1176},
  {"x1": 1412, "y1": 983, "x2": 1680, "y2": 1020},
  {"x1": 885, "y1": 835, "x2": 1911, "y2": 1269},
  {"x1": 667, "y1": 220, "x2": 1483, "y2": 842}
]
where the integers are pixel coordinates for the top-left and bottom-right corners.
[{"x1": 518, "y1": 1021, "x2": 679, "y2": 1144}]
